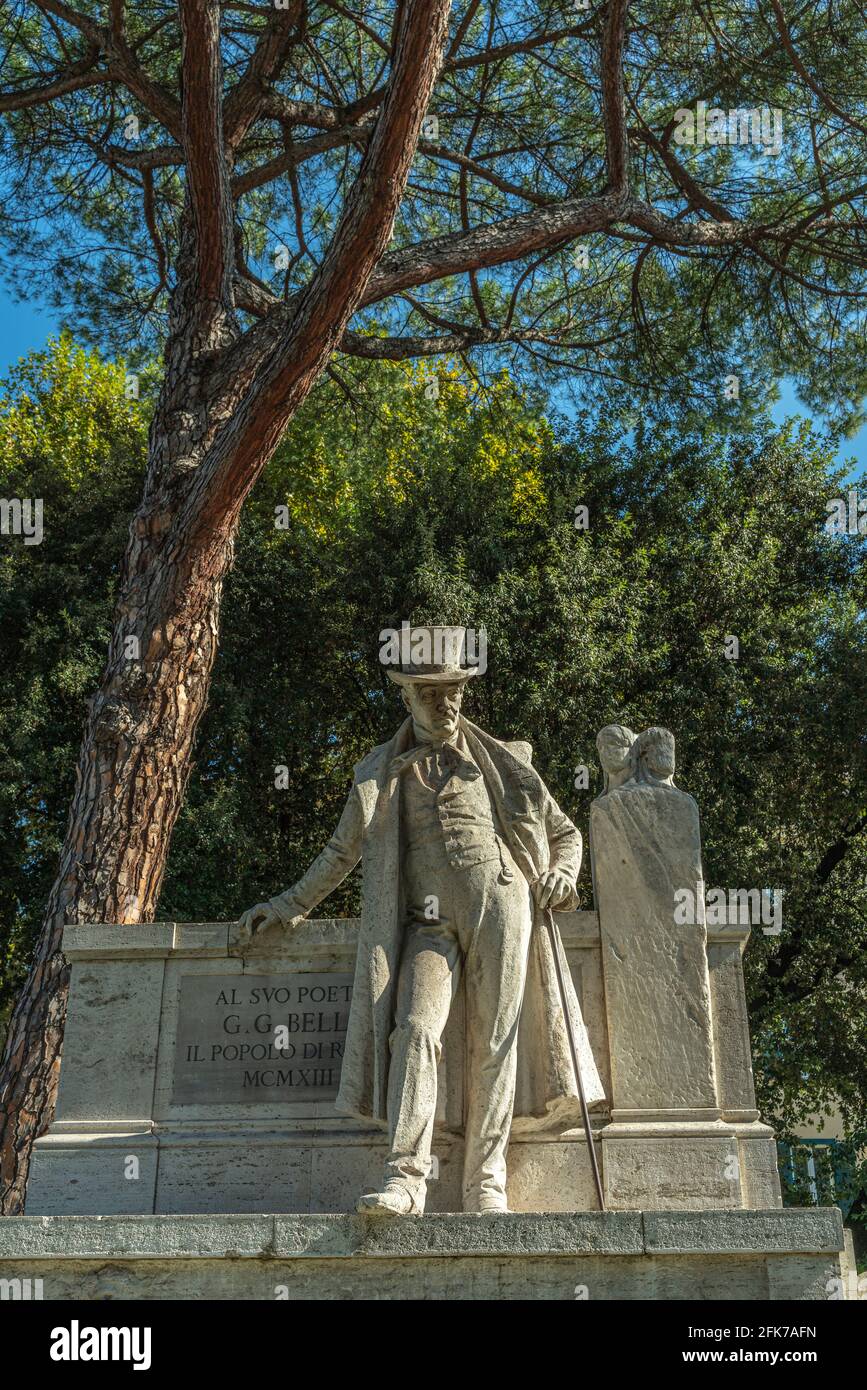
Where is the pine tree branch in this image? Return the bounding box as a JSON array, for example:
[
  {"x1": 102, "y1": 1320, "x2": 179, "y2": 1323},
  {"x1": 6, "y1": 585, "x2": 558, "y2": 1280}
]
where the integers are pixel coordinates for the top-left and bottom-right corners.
[{"x1": 179, "y1": 0, "x2": 234, "y2": 304}]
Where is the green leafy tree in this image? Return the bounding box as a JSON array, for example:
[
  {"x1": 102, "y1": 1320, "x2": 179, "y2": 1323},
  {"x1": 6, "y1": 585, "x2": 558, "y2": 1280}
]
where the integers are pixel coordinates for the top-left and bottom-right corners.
[{"x1": 0, "y1": 337, "x2": 146, "y2": 1034}]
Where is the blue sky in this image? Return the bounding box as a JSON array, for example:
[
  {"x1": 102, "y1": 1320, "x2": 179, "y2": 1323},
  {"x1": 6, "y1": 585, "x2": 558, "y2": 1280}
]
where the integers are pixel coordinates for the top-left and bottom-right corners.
[
  {"x1": 0, "y1": 283, "x2": 863, "y2": 483},
  {"x1": 771, "y1": 379, "x2": 864, "y2": 483},
  {"x1": 0, "y1": 288, "x2": 59, "y2": 377}
]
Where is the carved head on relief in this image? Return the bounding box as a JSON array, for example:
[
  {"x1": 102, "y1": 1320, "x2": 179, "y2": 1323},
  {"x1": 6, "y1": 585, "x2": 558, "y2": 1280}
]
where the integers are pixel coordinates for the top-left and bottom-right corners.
[
  {"x1": 596, "y1": 724, "x2": 636, "y2": 793},
  {"x1": 634, "y1": 726, "x2": 676, "y2": 787}
]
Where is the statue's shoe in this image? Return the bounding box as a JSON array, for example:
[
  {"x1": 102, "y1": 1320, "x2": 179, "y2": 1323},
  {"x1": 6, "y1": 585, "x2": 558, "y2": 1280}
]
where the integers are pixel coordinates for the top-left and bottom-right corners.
[
  {"x1": 356, "y1": 1187, "x2": 421, "y2": 1217},
  {"x1": 477, "y1": 1199, "x2": 509, "y2": 1214}
]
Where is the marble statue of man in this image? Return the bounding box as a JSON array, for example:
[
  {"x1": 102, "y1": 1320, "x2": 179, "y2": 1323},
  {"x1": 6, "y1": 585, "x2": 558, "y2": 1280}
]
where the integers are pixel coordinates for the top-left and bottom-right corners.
[{"x1": 238, "y1": 626, "x2": 604, "y2": 1216}]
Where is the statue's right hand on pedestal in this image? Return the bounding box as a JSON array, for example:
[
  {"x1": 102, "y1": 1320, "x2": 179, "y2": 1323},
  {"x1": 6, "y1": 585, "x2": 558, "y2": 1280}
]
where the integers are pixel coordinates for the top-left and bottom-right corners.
[{"x1": 236, "y1": 894, "x2": 306, "y2": 945}]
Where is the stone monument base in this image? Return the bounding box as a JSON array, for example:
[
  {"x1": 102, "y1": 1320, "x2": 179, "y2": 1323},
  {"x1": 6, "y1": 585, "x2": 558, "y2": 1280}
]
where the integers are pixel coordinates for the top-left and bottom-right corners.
[{"x1": 0, "y1": 1209, "x2": 851, "y2": 1300}]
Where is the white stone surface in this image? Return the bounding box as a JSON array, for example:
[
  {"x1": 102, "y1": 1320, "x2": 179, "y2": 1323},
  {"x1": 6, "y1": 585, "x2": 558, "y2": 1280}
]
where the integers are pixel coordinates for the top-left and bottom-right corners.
[
  {"x1": 0, "y1": 1210, "x2": 847, "y2": 1301},
  {"x1": 26, "y1": 915, "x2": 612, "y2": 1217},
  {"x1": 56, "y1": 957, "x2": 166, "y2": 1123},
  {"x1": 590, "y1": 724, "x2": 781, "y2": 1211},
  {"x1": 591, "y1": 777, "x2": 717, "y2": 1111}
]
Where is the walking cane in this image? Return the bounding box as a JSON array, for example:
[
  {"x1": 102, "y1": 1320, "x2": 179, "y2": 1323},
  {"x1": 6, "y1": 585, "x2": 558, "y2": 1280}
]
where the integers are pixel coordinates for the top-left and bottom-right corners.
[{"x1": 544, "y1": 909, "x2": 606, "y2": 1211}]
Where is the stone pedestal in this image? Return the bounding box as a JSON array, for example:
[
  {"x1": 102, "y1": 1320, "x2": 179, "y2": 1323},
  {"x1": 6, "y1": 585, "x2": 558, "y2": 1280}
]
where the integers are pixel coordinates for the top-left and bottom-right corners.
[
  {"x1": 25, "y1": 888, "x2": 781, "y2": 1219},
  {"x1": 25, "y1": 914, "x2": 610, "y2": 1218},
  {"x1": 0, "y1": 1210, "x2": 849, "y2": 1301}
]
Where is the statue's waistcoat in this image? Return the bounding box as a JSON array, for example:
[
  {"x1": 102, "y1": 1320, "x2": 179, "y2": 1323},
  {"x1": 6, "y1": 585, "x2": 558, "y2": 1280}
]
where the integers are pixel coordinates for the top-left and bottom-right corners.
[{"x1": 401, "y1": 742, "x2": 505, "y2": 872}]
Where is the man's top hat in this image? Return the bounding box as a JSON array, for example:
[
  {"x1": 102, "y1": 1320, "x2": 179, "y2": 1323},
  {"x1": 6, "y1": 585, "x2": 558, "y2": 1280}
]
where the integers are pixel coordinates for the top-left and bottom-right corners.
[{"x1": 383, "y1": 624, "x2": 483, "y2": 686}]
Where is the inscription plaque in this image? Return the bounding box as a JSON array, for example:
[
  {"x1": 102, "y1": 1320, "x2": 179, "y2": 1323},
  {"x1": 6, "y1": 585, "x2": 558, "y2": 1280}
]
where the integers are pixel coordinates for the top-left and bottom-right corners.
[{"x1": 171, "y1": 972, "x2": 354, "y2": 1105}]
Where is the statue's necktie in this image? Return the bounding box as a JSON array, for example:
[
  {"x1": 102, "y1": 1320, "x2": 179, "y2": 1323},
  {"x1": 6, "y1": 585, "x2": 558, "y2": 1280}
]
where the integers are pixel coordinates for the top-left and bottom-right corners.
[{"x1": 389, "y1": 741, "x2": 465, "y2": 781}]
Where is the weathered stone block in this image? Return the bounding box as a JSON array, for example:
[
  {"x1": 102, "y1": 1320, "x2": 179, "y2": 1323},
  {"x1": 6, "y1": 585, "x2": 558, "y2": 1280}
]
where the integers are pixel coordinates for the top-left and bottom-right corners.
[{"x1": 0, "y1": 1211, "x2": 847, "y2": 1301}]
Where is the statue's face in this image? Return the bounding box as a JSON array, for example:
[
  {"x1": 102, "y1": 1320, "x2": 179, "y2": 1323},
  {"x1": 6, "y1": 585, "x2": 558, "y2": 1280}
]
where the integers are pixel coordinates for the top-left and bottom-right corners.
[
  {"x1": 403, "y1": 681, "x2": 464, "y2": 739},
  {"x1": 642, "y1": 730, "x2": 675, "y2": 778},
  {"x1": 597, "y1": 727, "x2": 633, "y2": 773}
]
